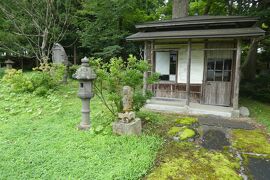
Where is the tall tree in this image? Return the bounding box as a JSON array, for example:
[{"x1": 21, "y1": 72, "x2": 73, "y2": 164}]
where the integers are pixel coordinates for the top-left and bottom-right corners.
[
  {"x1": 0, "y1": 0, "x2": 71, "y2": 63},
  {"x1": 173, "y1": 0, "x2": 188, "y2": 18}
]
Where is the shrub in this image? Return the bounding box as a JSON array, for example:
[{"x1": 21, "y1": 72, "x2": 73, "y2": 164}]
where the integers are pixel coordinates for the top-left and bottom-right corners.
[
  {"x1": 2, "y1": 63, "x2": 65, "y2": 96},
  {"x1": 0, "y1": 67, "x2": 6, "y2": 79},
  {"x1": 91, "y1": 55, "x2": 159, "y2": 116},
  {"x1": 2, "y1": 69, "x2": 34, "y2": 93},
  {"x1": 241, "y1": 74, "x2": 270, "y2": 103}
]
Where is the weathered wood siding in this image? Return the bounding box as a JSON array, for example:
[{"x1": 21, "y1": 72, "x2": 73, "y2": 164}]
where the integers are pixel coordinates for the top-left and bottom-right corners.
[{"x1": 151, "y1": 83, "x2": 201, "y2": 103}]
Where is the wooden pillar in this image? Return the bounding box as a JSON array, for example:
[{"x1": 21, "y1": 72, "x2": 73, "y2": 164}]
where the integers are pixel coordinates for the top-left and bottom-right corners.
[
  {"x1": 233, "y1": 39, "x2": 241, "y2": 110},
  {"x1": 186, "y1": 39, "x2": 192, "y2": 106},
  {"x1": 143, "y1": 41, "x2": 147, "y2": 95}
]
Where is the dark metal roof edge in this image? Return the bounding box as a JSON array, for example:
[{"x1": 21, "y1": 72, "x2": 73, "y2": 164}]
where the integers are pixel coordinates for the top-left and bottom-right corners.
[
  {"x1": 126, "y1": 32, "x2": 265, "y2": 41},
  {"x1": 135, "y1": 16, "x2": 258, "y2": 29}
]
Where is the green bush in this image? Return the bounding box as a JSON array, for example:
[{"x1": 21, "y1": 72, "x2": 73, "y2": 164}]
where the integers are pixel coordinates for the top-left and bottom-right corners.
[
  {"x1": 2, "y1": 69, "x2": 34, "y2": 93},
  {"x1": 0, "y1": 67, "x2": 6, "y2": 79},
  {"x1": 2, "y1": 64, "x2": 64, "y2": 96},
  {"x1": 91, "y1": 55, "x2": 159, "y2": 116},
  {"x1": 241, "y1": 74, "x2": 270, "y2": 102}
]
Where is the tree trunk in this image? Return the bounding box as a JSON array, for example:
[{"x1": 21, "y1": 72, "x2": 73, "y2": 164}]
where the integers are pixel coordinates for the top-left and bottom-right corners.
[
  {"x1": 241, "y1": 38, "x2": 258, "y2": 80},
  {"x1": 41, "y1": 28, "x2": 49, "y2": 62},
  {"x1": 172, "y1": 0, "x2": 188, "y2": 19},
  {"x1": 73, "y1": 45, "x2": 77, "y2": 65}
]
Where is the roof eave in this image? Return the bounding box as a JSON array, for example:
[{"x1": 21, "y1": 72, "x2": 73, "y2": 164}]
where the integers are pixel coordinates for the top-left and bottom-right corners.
[{"x1": 126, "y1": 33, "x2": 265, "y2": 41}]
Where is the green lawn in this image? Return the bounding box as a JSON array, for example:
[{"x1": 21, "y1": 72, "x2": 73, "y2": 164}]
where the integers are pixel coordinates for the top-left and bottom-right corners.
[
  {"x1": 240, "y1": 98, "x2": 270, "y2": 132},
  {"x1": 0, "y1": 81, "x2": 162, "y2": 179}
]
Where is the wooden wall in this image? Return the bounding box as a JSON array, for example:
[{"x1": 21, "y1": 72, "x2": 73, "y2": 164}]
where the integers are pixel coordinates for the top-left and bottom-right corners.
[{"x1": 151, "y1": 83, "x2": 201, "y2": 103}]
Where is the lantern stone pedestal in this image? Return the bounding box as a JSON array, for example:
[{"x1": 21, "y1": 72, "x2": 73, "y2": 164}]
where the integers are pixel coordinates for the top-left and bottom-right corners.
[
  {"x1": 74, "y1": 57, "x2": 96, "y2": 131},
  {"x1": 113, "y1": 118, "x2": 142, "y2": 135},
  {"x1": 112, "y1": 86, "x2": 142, "y2": 136}
]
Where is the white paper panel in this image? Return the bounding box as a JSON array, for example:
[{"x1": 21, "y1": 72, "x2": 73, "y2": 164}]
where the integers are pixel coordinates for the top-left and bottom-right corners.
[
  {"x1": 177, "y1": 44, "x2": 204, "y2": 84},
  {"x1": 155, "y1": 52, "x2": 170, "y2": 75}
]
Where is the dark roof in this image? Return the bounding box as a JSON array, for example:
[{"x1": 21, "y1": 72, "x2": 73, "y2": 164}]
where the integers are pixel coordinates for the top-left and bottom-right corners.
[
  {"x1": 136, "y1": 16, "x2": 258, "y2": 29},
  {"x1": 127, "y1": 16, "x2": 265, "y2": 41},
  {"x1": 127, "y1": 27, "x2": 265, "y2": 41}
]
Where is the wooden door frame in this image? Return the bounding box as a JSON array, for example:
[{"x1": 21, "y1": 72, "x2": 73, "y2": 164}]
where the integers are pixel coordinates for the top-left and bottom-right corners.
[{"x1": 202, "y1": 41, "x2": 235, "y2": 106}]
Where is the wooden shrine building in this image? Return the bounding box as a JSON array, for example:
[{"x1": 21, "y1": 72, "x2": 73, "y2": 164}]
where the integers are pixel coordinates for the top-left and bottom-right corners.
[{"x1": 127, "y1": 16, "x2": 265, "y2": 117}]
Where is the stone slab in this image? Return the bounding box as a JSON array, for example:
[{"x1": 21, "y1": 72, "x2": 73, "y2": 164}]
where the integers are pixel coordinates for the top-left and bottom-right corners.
[
  {"x1": 198, "y1": 115, "x2": 255, "y2": 130},
  {"x1": 113, "y1": 118, "x2": 142, "y2": 135}
]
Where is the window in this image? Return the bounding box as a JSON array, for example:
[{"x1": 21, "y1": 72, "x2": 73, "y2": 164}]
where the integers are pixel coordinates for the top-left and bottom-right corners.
[
  {"x1": 207, "y1": 58, "x2": 232, "y2": 82},
  {"x1": 155, "y1": 51, "x2": 177, "y2": 81}
]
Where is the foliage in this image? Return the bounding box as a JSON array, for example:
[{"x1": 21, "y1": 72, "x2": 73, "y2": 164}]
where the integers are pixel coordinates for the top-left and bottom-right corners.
[
  {"x1": 91, "y1": 55, "x2": 159, "y2": 116},
  {"x1": 231, "y1": 129, "x2": 270, "y2": 156},
  {"x1": 77, "y1": 0, "x2": 166, "y2": 59},
  {"x1": 240, "y1": 98, "x2": 270, "y2": 132},
  {"x1": 2, "y1": 69, "x2": 34, "y2": 93},
  {"x1": 175, "y1": 117, "x2": 198, "y2": 126},
  {"x1": 0, "y1": 80, "x2": 162, "y2": 179},
  {"x1": 0, "y1": 67, "x2": 5, "y2": 78},
  {"x1": 2, "y1": 65, "x2": 65, "y2": 95},
  {"x1": 0, "y1": 0, "x2": 72, "y2": 62},
  {"x1": 241, "y1": 74, "x2": 270, "y2": 103},
  {"x1": 137, "y1": 110, "x2": 166, "y2": 123},
  {"x1": 147, "y1": 142, "x2": 241, "y2": 180}
]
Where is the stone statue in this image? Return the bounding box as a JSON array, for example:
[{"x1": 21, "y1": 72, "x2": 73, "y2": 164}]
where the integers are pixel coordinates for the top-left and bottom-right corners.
[
  {"x1": 113, "y1": 85, "x2": 142, "y2": 135},
  {"x1": 122, "y1": 86, "x2": 133, "y2": 112}
]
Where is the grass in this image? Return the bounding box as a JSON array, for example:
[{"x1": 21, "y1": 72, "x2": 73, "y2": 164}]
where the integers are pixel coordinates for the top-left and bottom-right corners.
[
  {"x1": 0, "y1": 80, "x2": 162, "y2": 179},
  {"x1": 240, "y1": 98, "x2": 270, "y2": 132}
]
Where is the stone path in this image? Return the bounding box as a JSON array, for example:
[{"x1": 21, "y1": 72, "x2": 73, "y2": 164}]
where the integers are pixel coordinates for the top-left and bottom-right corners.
[{"x1": 198, "y1": 115, "x2": 255, "y2": 130}]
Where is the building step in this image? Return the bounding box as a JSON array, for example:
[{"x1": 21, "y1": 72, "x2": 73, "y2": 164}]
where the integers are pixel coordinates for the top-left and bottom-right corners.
[{"x1": 147, "y1": 97, "x2": 187, "y2": 107}]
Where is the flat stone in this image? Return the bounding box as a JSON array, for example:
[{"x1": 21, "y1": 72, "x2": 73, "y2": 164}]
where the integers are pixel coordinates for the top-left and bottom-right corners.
[
  {"x1": 202, "y1": 129, "x2": 230, "y2": 150},
  {"x1": 248, "y1": 157, "x2": 270, "y2": 180},
  {"x1": 113, "y1": 118, "x2": 142, "y2": 135},
  {"x1": 239, "y1": 106, "x2": 250, "y2": 117},
  {"x1": 198, "y1": 115, "x2": 254, "y2": 130}
]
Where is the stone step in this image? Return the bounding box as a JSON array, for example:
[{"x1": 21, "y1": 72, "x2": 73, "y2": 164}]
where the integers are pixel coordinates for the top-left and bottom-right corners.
[{"x1": 147, "y1": 97, "x2": 187, "y2": 106}]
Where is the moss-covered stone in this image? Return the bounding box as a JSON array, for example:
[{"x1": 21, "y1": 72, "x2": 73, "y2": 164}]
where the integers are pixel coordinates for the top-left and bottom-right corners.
[
  {"x1": 231, "y1": 129, "x2": 270, "y2": 155},
  {"x1": 167, "y1": 126, "x2": 182, "y2": 136},
  {"x1": 175, "y1": 117, "x2": 198, "y2": 126},
  {"x1": 179, "y1": 128, "x2": 196, "y2": 140},
  {"x1": 147, "y1": 143, "x2": 241, "y2": 180}
]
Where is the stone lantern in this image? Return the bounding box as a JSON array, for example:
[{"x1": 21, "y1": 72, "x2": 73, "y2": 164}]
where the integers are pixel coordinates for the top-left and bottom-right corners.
[
  {"x1": 5, "y1": 59, "x2": 14, "y2": 69},
  {"x1": 74, "y1": 57, "x2": 96, "y2": 130}
]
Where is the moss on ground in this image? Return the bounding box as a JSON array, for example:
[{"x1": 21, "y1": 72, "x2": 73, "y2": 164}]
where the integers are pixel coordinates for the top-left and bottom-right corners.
[
  {"x1": 231, "y1": 129, "x2": 270, "y2": 155},
  {"x1": 179, "y1": 128, "x2": 196, "y2": 140},
  {"x1": 175, "y1": 117, "x2": 198, "y2": 126},
  {"x1": 167, "y1": 126, "x2": 182, "y2": 136},
  {"x1": 147, "y1": 142, "x2": 241, "y2": 180}
]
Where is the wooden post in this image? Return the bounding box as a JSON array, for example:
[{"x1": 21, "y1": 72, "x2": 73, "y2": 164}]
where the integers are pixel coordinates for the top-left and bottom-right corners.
[
  {"x1": 233, "y1": 39, "x2": 241, "y2": 110},
  {"x1": 143, "y1": 41, "x2": 147, "y2": 96},
  {"x1": 186, "y1": 39, "x2": 191, "y2": 106}
]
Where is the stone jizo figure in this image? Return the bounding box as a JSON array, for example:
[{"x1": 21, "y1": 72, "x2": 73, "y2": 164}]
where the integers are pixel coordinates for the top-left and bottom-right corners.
[
  {"x1": 113, "y1": 85, "x2": 142, "y2": 135},
  {"x1": 122, "y1": 86, "x2": 133, "y2": 112}
]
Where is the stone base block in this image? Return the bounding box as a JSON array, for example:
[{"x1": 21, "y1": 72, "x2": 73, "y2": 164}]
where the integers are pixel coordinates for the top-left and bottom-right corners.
[
  {"x1": 231, "y1": 110, "x2": 240, "y2": 118},
  {"x1": 77, "y1": 124, "x2": 90, "y2": 131},
  {"x1": 113, "y1": 118, "x2": 142, "y2": 135}
]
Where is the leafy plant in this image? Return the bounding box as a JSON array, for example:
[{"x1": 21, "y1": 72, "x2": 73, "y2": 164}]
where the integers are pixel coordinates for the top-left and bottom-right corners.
[
  {"x1": 0, "y1": 67, "x2": 6, "y2": 79},
  {"x1": 2, "y1": 64, "x2": 65, "y2": 96},
  {"x1": 2, "y1": 69, "x2": 34, "y2": 93},
  {"x1": 91, "y1": 55, "x2": 159, "y2": 116}
]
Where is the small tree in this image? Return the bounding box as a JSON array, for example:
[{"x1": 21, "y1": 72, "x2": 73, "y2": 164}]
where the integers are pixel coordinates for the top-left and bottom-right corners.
[{"x1": 91, "y1": 55, "x2": 159, "y2": 116}]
